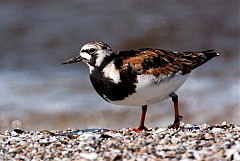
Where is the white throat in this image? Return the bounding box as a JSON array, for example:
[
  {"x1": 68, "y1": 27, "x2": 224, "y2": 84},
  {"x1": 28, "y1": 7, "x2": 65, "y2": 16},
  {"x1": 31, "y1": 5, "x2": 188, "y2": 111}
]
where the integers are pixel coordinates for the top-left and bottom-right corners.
[{"x1": 87, "y1": 64, "x2": 95, "y2": 74}]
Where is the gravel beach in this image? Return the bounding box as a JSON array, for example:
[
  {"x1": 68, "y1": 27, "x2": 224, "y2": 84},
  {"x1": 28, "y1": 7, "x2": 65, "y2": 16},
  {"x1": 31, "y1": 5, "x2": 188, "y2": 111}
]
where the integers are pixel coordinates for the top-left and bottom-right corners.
[{"x1": 0, "y1": 122, "x2": 239, "y2": 160}]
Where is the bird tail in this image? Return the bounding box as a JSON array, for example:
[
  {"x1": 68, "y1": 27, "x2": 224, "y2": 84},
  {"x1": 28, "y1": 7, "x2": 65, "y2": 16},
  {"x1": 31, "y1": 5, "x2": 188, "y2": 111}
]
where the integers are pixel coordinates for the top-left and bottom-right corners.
[
  {"x1": 198, "y1": 49, "x2": 220, "y2": 58},
  {"x1": 179, "y1": 49, "x2": 219, "y2": 74}
]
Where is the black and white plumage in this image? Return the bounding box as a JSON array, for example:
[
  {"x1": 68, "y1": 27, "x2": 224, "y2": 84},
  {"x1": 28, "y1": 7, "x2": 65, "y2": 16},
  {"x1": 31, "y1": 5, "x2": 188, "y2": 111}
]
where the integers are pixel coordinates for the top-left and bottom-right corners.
[{"x1": 63, "y1": 41, "x2": 219, "y2": 130}]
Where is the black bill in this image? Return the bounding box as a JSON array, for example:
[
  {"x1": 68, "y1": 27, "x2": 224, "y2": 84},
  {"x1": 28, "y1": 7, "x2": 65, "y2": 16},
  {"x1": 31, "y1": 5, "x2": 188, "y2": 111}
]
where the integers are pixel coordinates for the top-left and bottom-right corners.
[{"x1": 62, "y1": 55, "x2": 82, "y2": 64}]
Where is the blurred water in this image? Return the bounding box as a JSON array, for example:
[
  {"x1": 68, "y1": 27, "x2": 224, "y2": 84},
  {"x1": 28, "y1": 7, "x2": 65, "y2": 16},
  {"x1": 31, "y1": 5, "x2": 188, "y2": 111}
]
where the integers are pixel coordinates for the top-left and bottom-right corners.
[{"x1": 0, "y1": 1, "x2": 239, "y2": 131}]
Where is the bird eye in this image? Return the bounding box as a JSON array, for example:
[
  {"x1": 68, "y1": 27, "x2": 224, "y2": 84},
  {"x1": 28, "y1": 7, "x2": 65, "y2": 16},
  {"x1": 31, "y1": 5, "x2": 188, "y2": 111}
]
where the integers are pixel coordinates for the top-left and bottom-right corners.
[{"x1": 89, "y1": 48, "x2": 96, "y2": 52}]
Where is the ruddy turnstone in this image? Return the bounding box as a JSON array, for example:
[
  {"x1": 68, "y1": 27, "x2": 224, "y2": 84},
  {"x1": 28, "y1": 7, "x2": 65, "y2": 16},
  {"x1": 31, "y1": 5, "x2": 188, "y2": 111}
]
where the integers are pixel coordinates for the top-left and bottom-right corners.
[{"x1": 63, "y1": 41, "x2": 219, "y2": 131}]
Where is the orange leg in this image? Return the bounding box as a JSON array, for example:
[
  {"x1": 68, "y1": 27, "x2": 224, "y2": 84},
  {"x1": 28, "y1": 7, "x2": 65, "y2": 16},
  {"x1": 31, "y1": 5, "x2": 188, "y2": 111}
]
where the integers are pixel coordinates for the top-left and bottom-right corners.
[
  {"x1": 138, "y1": 105, "x2": 148, "y2": 130},
  {"x1": 129, "y1": 105, "x2": 148, "y2": 133},
  {"x1": 168, "y1": 93, "x2": 183, "y2": 129}
]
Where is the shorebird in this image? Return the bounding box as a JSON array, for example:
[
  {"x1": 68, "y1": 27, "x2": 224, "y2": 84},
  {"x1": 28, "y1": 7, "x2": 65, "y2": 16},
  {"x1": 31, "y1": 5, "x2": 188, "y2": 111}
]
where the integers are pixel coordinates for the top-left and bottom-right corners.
[{"x1": 63, "y1": 41, "x2": 219, "y2": 131}]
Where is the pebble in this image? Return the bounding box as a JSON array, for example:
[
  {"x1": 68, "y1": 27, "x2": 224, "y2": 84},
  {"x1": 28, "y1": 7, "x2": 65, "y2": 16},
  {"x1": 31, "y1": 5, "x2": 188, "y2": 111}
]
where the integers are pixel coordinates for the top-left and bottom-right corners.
[
  {"x1": 204, "y1": 133, "x2": 214, "y2": 140},
  {"x1": 211, "y1": 127, "x2": 223, "y2": 133},
  {"x1": 80, "y1": 152, "x2": 98, "y2": 160},
  {"x1": 0, "y1": 123, "x2": 239, "y2": 160}
]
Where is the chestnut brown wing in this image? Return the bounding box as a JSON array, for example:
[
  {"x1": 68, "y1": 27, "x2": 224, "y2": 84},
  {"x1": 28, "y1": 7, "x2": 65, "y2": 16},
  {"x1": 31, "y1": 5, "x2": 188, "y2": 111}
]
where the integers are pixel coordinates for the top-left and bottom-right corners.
[{"x1": 114, "y1": 49, "x2": 218, "y2": 76}]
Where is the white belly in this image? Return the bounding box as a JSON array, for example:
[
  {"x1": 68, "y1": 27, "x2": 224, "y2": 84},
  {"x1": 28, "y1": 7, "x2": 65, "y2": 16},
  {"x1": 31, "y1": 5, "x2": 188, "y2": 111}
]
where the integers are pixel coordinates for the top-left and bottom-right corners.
[{"x1": 111, "y1": 73, "x2": 189, "y2": 106}]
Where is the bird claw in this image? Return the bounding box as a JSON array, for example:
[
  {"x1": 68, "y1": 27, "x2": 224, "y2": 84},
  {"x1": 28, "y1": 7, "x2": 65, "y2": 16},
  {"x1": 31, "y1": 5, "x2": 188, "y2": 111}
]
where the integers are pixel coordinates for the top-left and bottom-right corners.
[
  {"x1": 168, "y1": 122, "x2": 180, "y2": 129},
  {"x1": 128, "y1": 126, "x2": 148, "y2": 133},
  {"x1": 168, "y1": 115, "x2": 183, "y2": 129}
]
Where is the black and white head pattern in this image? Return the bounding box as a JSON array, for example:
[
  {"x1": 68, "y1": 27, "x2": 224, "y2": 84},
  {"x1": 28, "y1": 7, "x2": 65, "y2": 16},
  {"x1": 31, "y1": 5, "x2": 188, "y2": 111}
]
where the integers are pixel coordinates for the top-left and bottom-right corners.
[{"x1": 79, "y1": 41, "x2": 113, "y2": 72}]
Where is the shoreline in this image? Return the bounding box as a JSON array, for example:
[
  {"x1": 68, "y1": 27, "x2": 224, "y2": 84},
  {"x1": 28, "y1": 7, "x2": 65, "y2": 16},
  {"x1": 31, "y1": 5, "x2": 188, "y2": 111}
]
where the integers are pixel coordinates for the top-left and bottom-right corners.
[{"x1": 0, "y1": 123, "x2": 239, "y2": 160}]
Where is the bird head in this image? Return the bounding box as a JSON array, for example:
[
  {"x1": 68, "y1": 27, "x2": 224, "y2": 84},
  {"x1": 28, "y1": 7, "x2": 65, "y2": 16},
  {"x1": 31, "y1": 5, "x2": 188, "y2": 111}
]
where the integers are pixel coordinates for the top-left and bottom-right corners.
[{"x1": 62, "y1": 41, "x2": 113, "y2": 72}]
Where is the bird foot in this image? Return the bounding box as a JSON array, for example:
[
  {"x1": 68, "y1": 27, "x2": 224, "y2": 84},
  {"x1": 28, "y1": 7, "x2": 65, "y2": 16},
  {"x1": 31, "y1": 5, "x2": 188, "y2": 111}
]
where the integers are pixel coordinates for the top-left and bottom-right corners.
[
  {"x1": 128, "y1": 126, "x2": 148, "y2": 133},
  {"x1": 168, "y1": 115, "x2": 183, "y2": 129}
]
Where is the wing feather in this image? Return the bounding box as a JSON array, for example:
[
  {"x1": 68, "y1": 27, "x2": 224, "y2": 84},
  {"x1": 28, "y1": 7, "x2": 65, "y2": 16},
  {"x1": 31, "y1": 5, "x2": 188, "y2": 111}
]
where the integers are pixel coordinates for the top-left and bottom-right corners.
[{"x1": 114, "y1": 48, "x2": 218, "y2": 77}]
